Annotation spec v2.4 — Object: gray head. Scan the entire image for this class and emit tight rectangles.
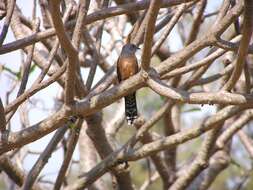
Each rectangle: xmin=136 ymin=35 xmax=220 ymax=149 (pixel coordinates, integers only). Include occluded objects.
xmin=121 ymin=43 xmax=140 ymax=55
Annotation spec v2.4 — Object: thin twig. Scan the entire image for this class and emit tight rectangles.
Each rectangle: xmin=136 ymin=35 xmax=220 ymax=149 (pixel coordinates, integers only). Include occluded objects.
xmin=222 ymin=0 xmax=253 ymax=91
xmin=53 ymin=119 xmax=82 ymax=190
xmin=151 ymin=3 xmax=186 ymax=56
xmin=6 ymin=19 xmax=40 ymax=123
xmin=22 ymin=126 xmax=68 ymax=190
xmin=0 ymin=0 xmax=16 ymax=46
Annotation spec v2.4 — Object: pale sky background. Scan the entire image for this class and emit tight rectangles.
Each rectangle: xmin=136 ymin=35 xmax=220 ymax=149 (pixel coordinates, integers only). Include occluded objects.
xmin=1 ymin=0 xmax=247 ymax=187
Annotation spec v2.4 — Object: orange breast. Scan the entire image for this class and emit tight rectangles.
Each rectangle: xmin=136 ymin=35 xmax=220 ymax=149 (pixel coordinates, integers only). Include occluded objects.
xmin=117 ymin=56 xmax=138 ymax=81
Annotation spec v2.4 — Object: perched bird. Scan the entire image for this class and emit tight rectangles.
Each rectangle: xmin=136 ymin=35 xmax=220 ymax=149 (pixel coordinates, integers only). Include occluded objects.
xmin=117 ymin=43 xmax=139 ymax=125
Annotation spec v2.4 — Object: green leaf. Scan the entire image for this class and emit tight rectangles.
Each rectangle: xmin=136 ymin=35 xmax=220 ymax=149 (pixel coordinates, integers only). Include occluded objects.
xmin=69 ymin=123 xmax=76 ymax=129
xmin=29 ymin=64 xmax=37 ymax=74
xmin=3 ymin=65 xmax=21 ymax=79
xmin=183 ymin=107 xmax=201 ymax=113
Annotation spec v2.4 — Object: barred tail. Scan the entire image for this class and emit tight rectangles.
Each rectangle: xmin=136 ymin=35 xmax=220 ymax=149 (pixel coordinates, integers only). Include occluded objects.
xmin=124 ymin=93 xmax=138 ymax=125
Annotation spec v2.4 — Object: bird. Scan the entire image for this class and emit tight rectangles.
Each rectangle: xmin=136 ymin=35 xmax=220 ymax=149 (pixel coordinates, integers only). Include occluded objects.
xmin=117 ymin=43 xmax=140 ymax=125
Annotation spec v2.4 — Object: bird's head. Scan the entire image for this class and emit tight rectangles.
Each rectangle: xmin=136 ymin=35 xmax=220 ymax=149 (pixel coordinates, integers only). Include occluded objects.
xmin=121 ymin=43 xmax=140 ymax=55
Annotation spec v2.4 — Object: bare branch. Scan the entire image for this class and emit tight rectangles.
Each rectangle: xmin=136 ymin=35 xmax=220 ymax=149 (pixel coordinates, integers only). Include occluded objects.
xmin=0 ymin=0 xmax=195 ymax=54
xmin=222 ymin=0 xmax=253 ymax=91
xmin=49 ymin=1 xmax=79 ymax=104
xmin=0 ymin=0 xmax=16 ymax=45
xmin=141 ymin=0 xmax=162 ymax=71
xmin=0 ymin=98 xmax=6 ymax=132
xmin=22 ymin=126 xmax=68 ymax=190
xmin=0 ymin=155 xmax=42 ymax=190
xmin=54 ymin=120 xmax=82 ymax=190
xmin=216 ymin=110 xmax=253 ymax=149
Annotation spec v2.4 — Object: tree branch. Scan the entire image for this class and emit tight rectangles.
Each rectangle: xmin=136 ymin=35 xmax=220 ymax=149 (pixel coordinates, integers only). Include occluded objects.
xmin=141 ymin=0 xmax=162 ymax=71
